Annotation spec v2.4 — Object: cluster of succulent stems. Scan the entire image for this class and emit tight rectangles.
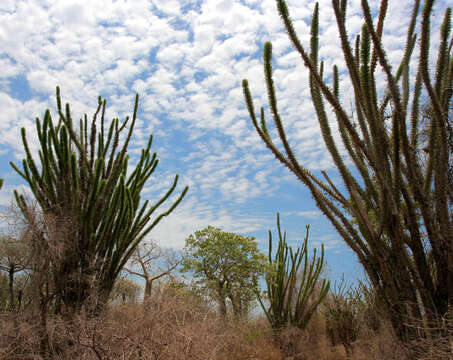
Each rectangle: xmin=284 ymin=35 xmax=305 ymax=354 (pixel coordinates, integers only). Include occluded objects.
xmin=10 ymin=88 xmax=188 ymax=312
xmin=243 ymin=0 xmax=452 ymax=342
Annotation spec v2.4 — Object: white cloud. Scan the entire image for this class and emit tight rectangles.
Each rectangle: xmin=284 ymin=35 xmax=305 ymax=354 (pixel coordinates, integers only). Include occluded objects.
xmin=50 ymin=1 xmax=96 ymax=28
xmin=146 ymin=195 xmax=270 ymax=249
xmin=156 ymin=44 xmax=185 ymax=68
xmin=311 ymin=234 xmax=342 ymax=251
xmin=296 ymin=211 xmax=322 ymax=219
xmin=0 ymin=0 xmax=15 ymax=12
xmin=27 ymin=70 xmax=58 ymax=95
xmin=0 ymin=0 xmax=449 ymax=270
xmin=153 ymin=0 xmax=181 ymax=16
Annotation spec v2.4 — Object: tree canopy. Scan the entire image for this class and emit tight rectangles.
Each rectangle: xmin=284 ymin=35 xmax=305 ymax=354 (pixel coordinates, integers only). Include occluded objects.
xmin=182 ymin=226 xmax=266 ymax=317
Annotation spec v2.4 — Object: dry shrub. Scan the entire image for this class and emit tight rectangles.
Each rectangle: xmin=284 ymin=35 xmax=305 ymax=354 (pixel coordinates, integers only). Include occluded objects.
xmin=403 ymin=313 xmax=453 ymax=360
xmin=270 ymin=313 xmax=347 ymax=360
xmin=0 ymin=282 xmax=282 ymax=360
xmin=0 ymin=311 xmax=42 ymax=359
xmin=0 ymin=293 xmax=423 ymax=360
xmin=2 ymin=274 xmax=439 ymax=360
xmin=261 ymin=309 xmax=410 ymax=360
xmin=323 ymin=281 xmax=363 ymax=356
xmin=350 ymin=324 xmax=409 ymax=360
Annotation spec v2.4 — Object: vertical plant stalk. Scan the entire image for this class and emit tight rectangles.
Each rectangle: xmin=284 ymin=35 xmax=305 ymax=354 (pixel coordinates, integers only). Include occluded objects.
xmin=11 ymin=87 xmax=188 ymax=312
xmin=258 ymin=214 xmax=329 ymax=332
xmin=243 ymin=0 xmax=452 ymax=341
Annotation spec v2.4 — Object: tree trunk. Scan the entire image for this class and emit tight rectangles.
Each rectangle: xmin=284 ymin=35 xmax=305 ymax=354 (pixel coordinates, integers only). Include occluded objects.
xmin=232 ymin=299 xmax=241 ymax=318
xmin=218 ymin=284 xmax=227 ymax=318
xmin=229 ymin=293 xmax=244 ymax=319
xmin=39 ymin=292 xmax=49 ymax=358
xmin=143 ymin=277 xmax=153 ymax=304
xmin=17 ymin=290 xmax=22 ymax=312
xmin=8 ymin=266 xmax=15 ymax=311
xmin=241 ymin=299 xmax=249 ymax=318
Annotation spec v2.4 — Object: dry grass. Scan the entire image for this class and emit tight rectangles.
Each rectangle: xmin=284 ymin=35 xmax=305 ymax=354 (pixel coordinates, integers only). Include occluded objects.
xmin=271 ymin=314 xmax=408 ymax=360
xmin=0 ymin=284 xmax=450 ymax=360
xmin=0 ymin=284 xmax=281 ymax=360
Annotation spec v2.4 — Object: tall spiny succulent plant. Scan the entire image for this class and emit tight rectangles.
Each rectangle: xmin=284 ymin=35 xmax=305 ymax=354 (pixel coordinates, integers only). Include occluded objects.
xmin=243 ymin=0 xmax=452 ymax=341
xmin=258 ymin=214 xmax=329 ymax=332
xmin=11 ymin=87 xmax=188 ymax=311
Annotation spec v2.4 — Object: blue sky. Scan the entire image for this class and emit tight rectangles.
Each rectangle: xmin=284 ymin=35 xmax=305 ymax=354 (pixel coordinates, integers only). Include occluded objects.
xmin=0 ymin=0 xmax=448 ymax=286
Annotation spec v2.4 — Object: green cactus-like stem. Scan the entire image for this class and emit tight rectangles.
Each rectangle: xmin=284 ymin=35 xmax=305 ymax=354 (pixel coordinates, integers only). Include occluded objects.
xmin=243 ymin=0 xmax=452 ymax=342
xmin=11 ymin=87 xmax=188 ymax=312
xmin=258 ymin=214 xmax=329 ymax=331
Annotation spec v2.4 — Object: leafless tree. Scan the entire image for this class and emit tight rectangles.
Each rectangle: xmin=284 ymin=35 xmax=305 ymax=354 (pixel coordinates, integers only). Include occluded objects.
xmin=125 ymin=239 xmax=182 ymax=304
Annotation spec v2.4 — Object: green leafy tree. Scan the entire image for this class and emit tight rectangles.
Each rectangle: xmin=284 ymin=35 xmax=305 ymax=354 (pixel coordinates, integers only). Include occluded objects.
xmin=10 ymin=87 xmax=188 ymax=313
xmin=182 ymin=226 xmax=266 ymax=318
xmin=242 ymin=0 xmax=452 ymax=341
xmin=259 ymin=214 xmax=329 ymax=332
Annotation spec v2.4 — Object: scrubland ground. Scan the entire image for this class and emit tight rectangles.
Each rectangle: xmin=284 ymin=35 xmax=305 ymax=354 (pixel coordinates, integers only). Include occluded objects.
xmin=1 ymin=283 xmax=449 ymax=360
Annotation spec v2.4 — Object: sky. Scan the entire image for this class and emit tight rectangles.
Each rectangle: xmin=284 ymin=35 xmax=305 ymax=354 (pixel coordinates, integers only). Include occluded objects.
xmin=0 ymin=0 xmax=449 ymax=286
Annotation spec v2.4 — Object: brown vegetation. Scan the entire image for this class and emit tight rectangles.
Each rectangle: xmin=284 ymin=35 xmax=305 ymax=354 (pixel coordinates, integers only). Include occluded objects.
xmin=1 ymin=277 xmax=451 ymax=360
